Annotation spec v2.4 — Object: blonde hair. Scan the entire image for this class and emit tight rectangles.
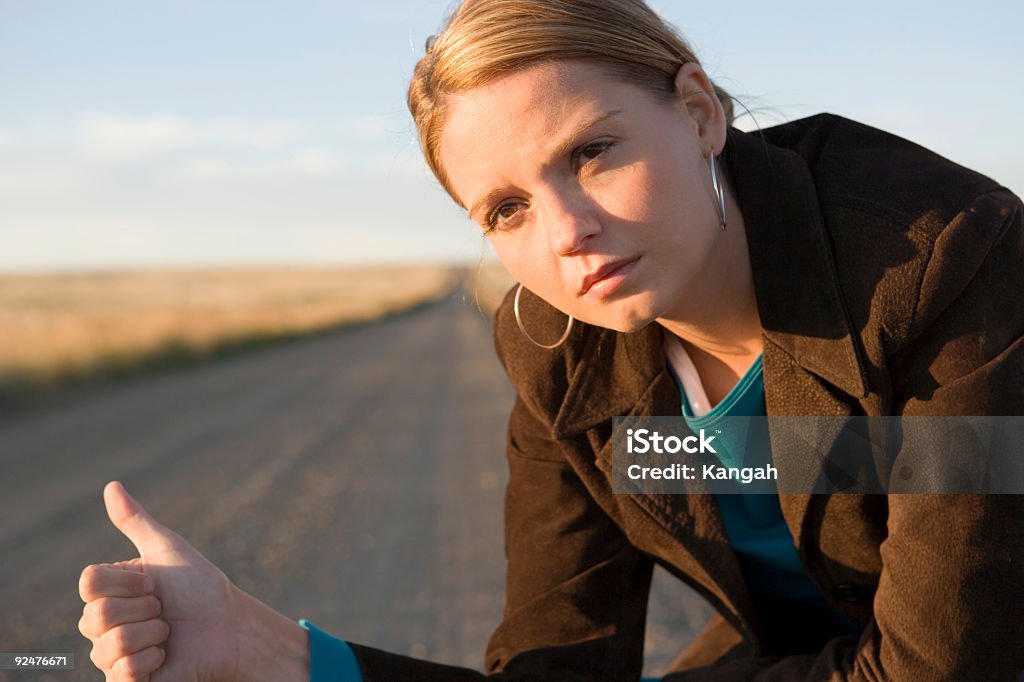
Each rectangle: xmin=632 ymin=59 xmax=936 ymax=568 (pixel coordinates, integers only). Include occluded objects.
xmin=407 ymin=0 xmax=734 ymax=203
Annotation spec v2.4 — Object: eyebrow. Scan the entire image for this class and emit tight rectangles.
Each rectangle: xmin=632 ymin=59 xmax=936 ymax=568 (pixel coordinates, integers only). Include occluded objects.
xmin=467 ymin=108 xmax=623 ymax=222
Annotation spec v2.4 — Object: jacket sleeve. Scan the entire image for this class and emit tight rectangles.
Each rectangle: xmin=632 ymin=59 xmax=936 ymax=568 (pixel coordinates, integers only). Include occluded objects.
xmin=666 ymin=189 xmax=1024 ymax=681
xmin=483 ymin=395 xmax=654 ymax=679
xmin=345 ymin=394 xmax=655 ymax=681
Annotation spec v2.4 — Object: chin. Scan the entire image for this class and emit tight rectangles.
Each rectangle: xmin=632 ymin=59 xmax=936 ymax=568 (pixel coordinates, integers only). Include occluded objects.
xmin=609 ymin=317 xmax=656 ymax=334
xmin=580 ymin=305 xmax=657 ymax=334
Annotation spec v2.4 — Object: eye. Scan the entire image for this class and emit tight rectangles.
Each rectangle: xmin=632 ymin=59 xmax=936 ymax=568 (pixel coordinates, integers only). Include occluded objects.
xmin=572 ymin=140 xmax=613 ymax=173
xmin=486 ymin=199 xmax=527 ymax=232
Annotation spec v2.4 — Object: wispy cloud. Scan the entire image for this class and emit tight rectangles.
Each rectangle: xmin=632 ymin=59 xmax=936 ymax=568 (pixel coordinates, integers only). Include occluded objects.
xmin=75 ymin=112 xmax=303 ymax=161
xmin=179 ymin=148 xmax=343 ymax=180
xmin=77 ymin=113 xmax=199 ymax=159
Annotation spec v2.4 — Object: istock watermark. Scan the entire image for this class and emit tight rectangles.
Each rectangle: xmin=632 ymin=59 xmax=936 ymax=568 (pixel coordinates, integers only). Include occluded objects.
xmin=624 ymin=427 xmax=777 ymax=486
xmin=611 ymin=416 xmax=1024 ymax=495
xmin=625 ymin=428 xmax=718 ymax=454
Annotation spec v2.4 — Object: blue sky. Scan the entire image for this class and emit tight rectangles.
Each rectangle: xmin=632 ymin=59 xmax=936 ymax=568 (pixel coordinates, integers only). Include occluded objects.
xmin=1 ymin=0 xmax=1021 ymax=271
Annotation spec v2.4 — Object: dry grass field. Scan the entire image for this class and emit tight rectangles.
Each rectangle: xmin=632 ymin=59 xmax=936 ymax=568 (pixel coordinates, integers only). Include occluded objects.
xmin=0 ymin=264 xmax=457 ymax=393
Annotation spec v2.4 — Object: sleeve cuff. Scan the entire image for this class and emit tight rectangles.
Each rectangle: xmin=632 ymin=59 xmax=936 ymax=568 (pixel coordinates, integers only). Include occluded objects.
xmin=298 ymin=619 xmax=364 ymax=682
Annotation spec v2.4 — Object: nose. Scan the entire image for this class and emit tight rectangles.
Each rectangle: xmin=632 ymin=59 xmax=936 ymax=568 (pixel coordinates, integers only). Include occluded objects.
xmin=542 ymin=189 xmax=601 ymax=257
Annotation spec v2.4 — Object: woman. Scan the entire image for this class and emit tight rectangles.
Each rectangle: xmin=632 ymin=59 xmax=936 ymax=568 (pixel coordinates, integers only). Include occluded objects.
xmin=77 ymin=0 xmax=1024 ymax=679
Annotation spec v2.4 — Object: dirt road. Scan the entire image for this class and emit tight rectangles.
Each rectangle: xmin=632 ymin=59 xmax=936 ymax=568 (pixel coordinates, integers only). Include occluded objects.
xmin=0 ymin=288 xmax=710 ymax=681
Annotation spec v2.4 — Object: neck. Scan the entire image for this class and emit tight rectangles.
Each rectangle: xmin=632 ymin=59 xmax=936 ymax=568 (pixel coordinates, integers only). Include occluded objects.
xmin=656 ymin=183 xmax=762 ymax=404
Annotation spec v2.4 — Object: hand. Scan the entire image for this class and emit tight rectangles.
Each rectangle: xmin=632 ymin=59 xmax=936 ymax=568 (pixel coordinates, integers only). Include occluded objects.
xmin=78 ymin=481 xmax=300 ymax=681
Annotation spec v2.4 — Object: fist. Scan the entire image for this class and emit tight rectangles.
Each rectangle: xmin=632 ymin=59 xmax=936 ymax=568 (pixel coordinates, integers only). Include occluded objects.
xmin=78 ymin=559 xmax=167 ymax=680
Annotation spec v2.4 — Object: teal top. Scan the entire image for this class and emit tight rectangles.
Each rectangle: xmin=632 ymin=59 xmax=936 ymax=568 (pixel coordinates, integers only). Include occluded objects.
xmin=669 ymin=354 xmax=860 ymax=634
xmin=300 ymin=619 xmax=363 ymax=681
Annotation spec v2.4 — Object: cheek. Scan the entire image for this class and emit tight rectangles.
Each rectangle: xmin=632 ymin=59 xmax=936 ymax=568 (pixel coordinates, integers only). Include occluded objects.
xmin=634 ymin=154 xmax=712 ymax=239
xmin=592 ymin=164 xmax=659 ymax=223
xmin=487 ymin=238 xmax=557 ymax=293
xmin=489 ymin=242 xmax=580 ymax=316
xmin=487 ymin=238 xmax=526 ymax=281
xmin=593 ymin=159 xmax=688 ymax=231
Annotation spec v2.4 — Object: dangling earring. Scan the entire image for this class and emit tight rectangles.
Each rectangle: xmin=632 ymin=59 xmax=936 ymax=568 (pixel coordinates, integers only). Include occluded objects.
xmin=514 ymin=283 xmax=574 ymax=349
xmin=709 ymin=152 xmax=727 ymax=231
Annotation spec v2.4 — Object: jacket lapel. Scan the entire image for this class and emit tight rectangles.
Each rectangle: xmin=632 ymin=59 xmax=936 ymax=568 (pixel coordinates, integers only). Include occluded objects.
xmin=548 ymin=324 xmax=760 ymax=643
xmin=724 ymin=128 xmax=871 ymax=551
xmin=725 ymin=127 xmax=869 ymax=402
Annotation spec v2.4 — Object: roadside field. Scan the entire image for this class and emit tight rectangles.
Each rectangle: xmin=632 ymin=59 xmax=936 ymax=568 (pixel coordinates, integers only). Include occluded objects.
xmin=0 ymin=264 xmax=457 ymax=392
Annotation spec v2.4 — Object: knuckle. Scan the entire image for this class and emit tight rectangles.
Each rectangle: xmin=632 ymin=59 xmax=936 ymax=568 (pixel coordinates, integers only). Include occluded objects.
xmin=138 ymin=595 xmax=159 ymax=619
xmin=114 ymin=646 xmax=161 ymax=681
xmin=94 ymin=598 xmax=117 ymax=626
xmin=79 ymin=566 xmax=100 ymax=599
xmin=89 ymin=645 xmax=109 ymax=671
xmin=108 ymin=625 xmax=133 ymax=652
xmin=112 ymin=653 xmax=138 ymax=677
xmin=82 ymin=599 xmax=102 ymax=624
xmin=78 ymin=613 xmax=95 ymax=639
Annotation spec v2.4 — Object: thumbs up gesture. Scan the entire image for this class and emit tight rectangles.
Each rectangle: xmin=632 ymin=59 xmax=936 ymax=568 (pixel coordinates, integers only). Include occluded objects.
xmin=78 ymin=482 xmax=309 ymax=681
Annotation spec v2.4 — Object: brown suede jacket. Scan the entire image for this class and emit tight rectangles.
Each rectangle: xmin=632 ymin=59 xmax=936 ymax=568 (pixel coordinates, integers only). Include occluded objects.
xmin=349 ymin=114 xmax=1024 ymax=681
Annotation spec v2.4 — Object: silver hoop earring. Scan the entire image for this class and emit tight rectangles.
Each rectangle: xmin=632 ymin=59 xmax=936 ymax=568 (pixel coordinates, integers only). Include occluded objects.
xmin=709 ymin=153 xmax=727 ymax=231
xmin=514 ymin=283 xmax=574 ymax=349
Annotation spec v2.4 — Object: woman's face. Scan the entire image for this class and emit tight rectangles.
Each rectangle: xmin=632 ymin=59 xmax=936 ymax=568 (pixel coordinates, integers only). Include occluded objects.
xmin=439 ymin=60 xmax=726 ymax=332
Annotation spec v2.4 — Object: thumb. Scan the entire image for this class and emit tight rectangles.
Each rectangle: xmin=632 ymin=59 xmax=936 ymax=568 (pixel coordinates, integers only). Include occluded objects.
xmin=104 ymin=481 xmax=182 ymax=560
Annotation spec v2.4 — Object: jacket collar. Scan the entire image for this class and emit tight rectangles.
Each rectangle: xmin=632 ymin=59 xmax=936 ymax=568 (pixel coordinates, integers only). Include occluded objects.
xmin=552 ymin=125 xmax=869 ymax=438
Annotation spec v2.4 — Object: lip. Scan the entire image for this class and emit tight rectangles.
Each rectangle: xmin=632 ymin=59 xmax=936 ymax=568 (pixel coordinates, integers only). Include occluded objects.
xmin=579 ymin=256 xmax=641 ymax=298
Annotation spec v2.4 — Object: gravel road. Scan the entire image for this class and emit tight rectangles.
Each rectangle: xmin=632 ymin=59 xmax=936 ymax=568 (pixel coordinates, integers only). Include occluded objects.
xmin=0 ymin=287 xmax=712 ymax=681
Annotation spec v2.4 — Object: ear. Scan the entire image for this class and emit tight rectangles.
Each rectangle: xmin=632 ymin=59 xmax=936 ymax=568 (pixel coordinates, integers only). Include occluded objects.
xmin=672 ymin=62 xmax=727 ymax=156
